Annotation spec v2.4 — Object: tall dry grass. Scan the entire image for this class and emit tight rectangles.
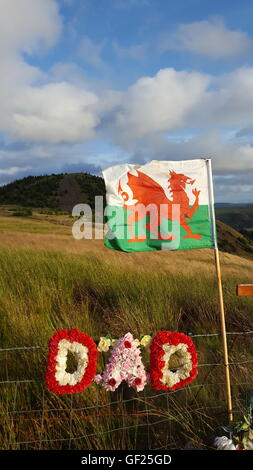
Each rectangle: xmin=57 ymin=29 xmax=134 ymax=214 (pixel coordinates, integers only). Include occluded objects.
xmin=0 ymin=217 xmax=253 ymax=449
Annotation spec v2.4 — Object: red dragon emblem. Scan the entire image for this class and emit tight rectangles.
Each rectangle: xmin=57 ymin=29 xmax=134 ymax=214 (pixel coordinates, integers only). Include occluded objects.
xmin=118 ymin=170 xmax=201 ymax=242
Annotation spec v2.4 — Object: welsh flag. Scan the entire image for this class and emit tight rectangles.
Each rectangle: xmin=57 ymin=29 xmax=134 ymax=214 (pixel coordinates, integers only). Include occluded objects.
xmin=102 ymin=159 xmax=217 ymax=252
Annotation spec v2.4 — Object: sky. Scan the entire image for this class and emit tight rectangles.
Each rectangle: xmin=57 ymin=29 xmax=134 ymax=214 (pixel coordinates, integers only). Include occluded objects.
xmin=1 ymin=0 xmax=253 ymax=202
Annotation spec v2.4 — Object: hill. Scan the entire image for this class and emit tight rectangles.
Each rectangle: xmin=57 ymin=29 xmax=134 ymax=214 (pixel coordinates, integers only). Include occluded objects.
xmin=0 ymin=173 xmax=105 ymax=211
xmin=0 ymin=172 xmax=252 ymax=225
xmin=0 ymin=172 xmax=253 ymax=258
xmin=216 ymin=220 xmax=253 ymax=258
xmin=216 ymin=204 xmax=253 ymax=241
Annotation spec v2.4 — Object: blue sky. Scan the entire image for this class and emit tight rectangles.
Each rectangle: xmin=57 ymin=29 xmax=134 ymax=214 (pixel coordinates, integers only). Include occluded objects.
xmin=42 ymin=0 xmax=253 ymax=83
xmin=1 ymin=0 xmax=253 ymax=202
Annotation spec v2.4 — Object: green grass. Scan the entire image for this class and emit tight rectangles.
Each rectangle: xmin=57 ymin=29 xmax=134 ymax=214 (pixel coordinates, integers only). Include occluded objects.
xmin=0 ymin=244 xmax=253 ymax=449
xmin=0 ymin=210 xmax=72 ymax=235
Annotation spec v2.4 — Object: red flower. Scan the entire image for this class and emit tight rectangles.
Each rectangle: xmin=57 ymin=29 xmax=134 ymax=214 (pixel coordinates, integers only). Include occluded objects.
xmin=134 ymin=377 xmax=142 ymax=386
xmin=108 ymin=378 xmax=116 ymax=387
xmin=45 ymin=329 xmax=98 ymax=395
xmin=150 ymin=331 xmax=198 ymax=391
xmin=124 ymin=341 xmax=132 ymax=348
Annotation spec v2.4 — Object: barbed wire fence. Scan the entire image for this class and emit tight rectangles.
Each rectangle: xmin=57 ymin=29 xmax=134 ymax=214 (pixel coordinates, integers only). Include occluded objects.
xmin=1 ymin=330 xmax=253 ymax=450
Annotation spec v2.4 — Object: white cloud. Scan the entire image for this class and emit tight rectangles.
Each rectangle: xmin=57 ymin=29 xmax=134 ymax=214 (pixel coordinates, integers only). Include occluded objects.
xmin=182 ymin=131 xmax=253 ymax=173
xmin=191 ymin=67 xmax=253 ymax=128
xmin=126 ymin=130 xmax=253 ymax=174
xmin=103 ymin=65 xmax=253 ymax=147
xmin=9 ymin=83 xmax=99 ymax=143
xmin=108 ymin=68 xmax=210 ymax=144
xmin=0 ymin=0 xmax=100 ymax=144
xmin=0 ymin=0 xmax=62 ymax=54
xmin=159 ymin=18 xmax=253 ymax=59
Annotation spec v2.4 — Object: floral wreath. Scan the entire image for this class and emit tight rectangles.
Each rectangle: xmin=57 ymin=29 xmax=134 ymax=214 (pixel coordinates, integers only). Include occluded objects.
xmin=150 ymin=331 xmax=198 ymax=391
xmin=45 ymin=330 xmax=198 ymax=394
xmin=45 ymin=329 xmax=98 ymax=394
xmin=94 ymin=333 xmax=147 ymax=392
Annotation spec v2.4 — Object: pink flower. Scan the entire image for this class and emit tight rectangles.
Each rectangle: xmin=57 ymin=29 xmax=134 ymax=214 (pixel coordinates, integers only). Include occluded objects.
xmin=99 ymin=333 xmax=147 ymax=392
xmin=93 ymin=374 xmax=102 ymax=384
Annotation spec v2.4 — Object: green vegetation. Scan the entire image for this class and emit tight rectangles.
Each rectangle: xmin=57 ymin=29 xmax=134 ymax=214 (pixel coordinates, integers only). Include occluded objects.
xmin=0 ymin=240 xmax=253 ymax=449
xmin=217 ymin=221 xmax=253 ymax=259
xmin=0 ymin=173 xmax=105 ymax=211
xmin=0 ymin=175 xmax=62 ymax=208
xmin=75 ymin=173 xmax=105 ymax=209
xmin=11 ymin=207 xmax=33 ymax=217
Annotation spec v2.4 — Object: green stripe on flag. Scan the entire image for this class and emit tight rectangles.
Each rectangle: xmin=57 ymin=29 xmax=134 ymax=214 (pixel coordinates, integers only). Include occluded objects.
xmin=105 ymin=205 xmax=214 ymax=252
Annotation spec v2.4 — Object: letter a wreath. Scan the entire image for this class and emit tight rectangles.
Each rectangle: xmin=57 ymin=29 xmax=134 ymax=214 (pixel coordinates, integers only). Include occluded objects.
xmin=45 ymin=329 xmax=198 ymax=394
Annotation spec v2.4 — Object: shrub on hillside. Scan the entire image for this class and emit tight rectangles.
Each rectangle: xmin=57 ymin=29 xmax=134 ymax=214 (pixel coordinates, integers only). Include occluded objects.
xmin=12 ymin=208 xmax=33 ymax=217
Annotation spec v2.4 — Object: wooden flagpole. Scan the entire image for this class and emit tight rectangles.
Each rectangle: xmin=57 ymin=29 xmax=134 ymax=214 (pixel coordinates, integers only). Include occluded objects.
xmin=214 ymin=247 xmax=233 ymax=422
xmin=207 ymin=158 xmax=233 ymax=423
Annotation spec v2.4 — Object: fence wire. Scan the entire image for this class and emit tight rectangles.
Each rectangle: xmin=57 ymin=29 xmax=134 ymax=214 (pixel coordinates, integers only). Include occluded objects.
xmin=0 ymin=330 xmax=253 ymax=450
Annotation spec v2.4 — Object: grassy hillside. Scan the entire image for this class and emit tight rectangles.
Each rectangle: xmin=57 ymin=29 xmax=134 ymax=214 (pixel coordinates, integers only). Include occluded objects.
xmin=0 ymin=206 xmax=252 ymax=261
xmin=0 ymin=212 xmax=253 ymax=449
xmin=217 ymin=220 xmax=253 ymax=259
xmin=216 ymin=204 xmax=253 ymax=241
xmin=0 ymin=172 xmax=252 ymax=245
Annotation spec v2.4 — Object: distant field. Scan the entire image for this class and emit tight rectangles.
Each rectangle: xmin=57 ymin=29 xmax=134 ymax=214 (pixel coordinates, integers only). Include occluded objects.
xmin=0 ymin=206 xmax=253 ymax=449
xmin=0 ymin=205 xmax=252 ymax=270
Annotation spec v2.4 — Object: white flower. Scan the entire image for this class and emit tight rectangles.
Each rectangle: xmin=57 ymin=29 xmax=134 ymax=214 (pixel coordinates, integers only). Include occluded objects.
xmin=161 ymin=343 xmax=193 ymax=388
xmin=161 ymin=370 xmax=181 ymax=387
xmin=55 ymin=340 xmax=88 ymax=387
xmin=97 ymin=337 xmax=111 ymax=352
xmin=214 ymin=436 xmax=236 ymax=450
